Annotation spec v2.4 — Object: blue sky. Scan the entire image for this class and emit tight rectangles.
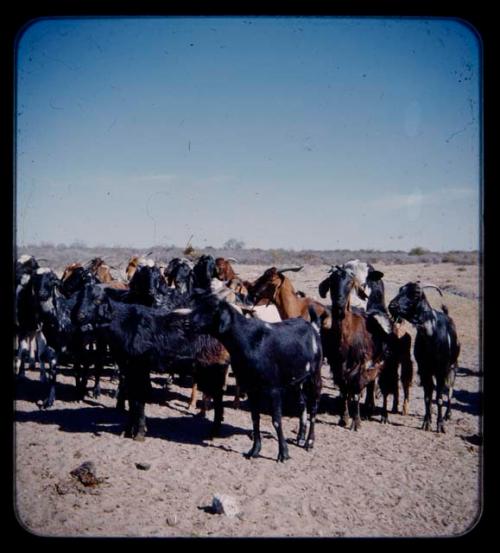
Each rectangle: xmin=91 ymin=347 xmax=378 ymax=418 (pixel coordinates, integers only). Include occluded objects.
xmin=16 ymin=16 xmax=481 ymax=251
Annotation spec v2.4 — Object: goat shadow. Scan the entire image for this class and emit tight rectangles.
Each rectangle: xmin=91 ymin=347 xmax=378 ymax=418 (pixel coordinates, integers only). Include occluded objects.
xmin=15 ymin=377 xmax=249 ymax=447
xmin=452 ymin=388 xmax=482 ymax=417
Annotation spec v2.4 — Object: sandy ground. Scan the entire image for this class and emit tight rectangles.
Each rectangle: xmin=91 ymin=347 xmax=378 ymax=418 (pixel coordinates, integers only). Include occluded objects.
xmin=14 ymin=262 xmax=482 ymax=538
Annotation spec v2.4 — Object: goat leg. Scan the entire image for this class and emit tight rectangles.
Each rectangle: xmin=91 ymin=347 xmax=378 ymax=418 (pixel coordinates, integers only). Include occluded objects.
xmin=297 ymin=390 xmax=307 ymax=447
xmin=400 ymin=334 xmax=413 ymax=416
xmin=38 ymin=348 xmax=57 ymax=409
xmin=124 ymin=399 xmax=137 ymax=438
xmin=210 ymin=390 xmax=224 ymax=439
xmin=435 ymin=378 xmax=446 ymax=433
xmin=363 ymin=381 xmax=375 ymax=420
xmin=270 ymin=390 xmax=290 ymax=462
xmin=444 ymin=367 xmax=456 ymax=421
xmin=133 ymin=401 xmax=147 ymax=442
xmin=421 ymin=377 xmax=434 ymax=431
xmin=391 ymin=383 xmax=399 ymax=414
xmin=339 ymin=392 xmax=350 ymax=427
xmin=245 ymin=396 xmax=262 ymax=459
xmin=381 ymin=394 xmax=389 ymax=424
xmin=188 ymin=382 xmax=198 ymax=411
xmin=350 ymin=394 xmax=362 ymax=431
xmin=297 ymin=406 xmax=307 ymax=447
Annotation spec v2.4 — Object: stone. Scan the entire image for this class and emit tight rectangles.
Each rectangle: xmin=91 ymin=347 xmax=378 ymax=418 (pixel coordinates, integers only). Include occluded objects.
xmin=211 ymin=494 xmax=240 ymax=518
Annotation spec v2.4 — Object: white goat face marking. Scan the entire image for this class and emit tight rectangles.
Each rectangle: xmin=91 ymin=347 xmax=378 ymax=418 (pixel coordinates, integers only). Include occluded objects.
xmin=311 ymin=334 xmax=318 ymax=354
xmin=40 ymin=298 xmax=55 ymax=313
xmin=350 ymin=292 xmax=368 ymax=310
xmin=423 ymin=319 xmax=436 ymax=336
xmin=305 ymin=361 xmax=311 ymax=372
xmin=172 ymin=308 xmax=192 ymax=315
xmin=20 ymin=274 xmax=31 ymax=286
xmin=344 ymin=260 xmax=369 ymax=285
xmin=36 ymin=267 xmax=51 ymax=275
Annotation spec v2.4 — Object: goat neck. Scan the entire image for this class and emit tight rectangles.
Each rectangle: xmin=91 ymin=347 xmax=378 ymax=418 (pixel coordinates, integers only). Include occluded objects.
xmin=273 ymin=276 xmax=303 ymax=319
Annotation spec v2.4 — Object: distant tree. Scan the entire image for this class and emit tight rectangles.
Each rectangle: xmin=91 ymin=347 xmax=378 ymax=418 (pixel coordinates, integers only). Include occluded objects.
xmin=69 ymin=240 xmax=87 ymax=248
xmin=223 ymin=238 xmax=245 ymax=250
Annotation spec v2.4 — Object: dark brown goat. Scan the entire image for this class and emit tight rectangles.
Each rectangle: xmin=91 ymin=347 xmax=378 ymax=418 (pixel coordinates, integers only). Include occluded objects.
xmin=319 ymin=266 xmax=386 ymax=430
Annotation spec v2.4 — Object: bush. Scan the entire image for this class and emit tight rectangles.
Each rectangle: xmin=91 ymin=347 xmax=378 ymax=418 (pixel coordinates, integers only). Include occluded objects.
xmin=409 ymin=246 xmax=429 ymax=256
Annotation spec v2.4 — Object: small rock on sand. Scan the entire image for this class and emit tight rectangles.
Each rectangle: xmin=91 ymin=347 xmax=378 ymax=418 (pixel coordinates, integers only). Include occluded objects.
xmin=211 ymin=494 xmax=240 ymax=517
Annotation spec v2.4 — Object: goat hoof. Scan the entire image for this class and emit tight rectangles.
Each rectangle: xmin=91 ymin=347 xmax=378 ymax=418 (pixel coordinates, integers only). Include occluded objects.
xmin=350 ymin=419 xmax=361 ymax=431
xmin=437 ymin=423 xmax=446 ymax=434
xmin=305 ymin=440 xmax=314 ymax=451
xmin=297 ymin=437 xmax=306 ymax=448
xmin=381 ymin=416 xmax=389 ymax=424
xmin=37 ymin=399 xmax=53 ymax=410
xmin=244 ymin=447 xmax=261 ymax=459
xmin=277 ymin=452 xmax=291 ymax=463
xmin=339 ymin=416 xmax=349 ymax=428
xmin=422 ymin=421 xmax=431 ymax=431
xmin=133 ymin=433 xmax=146 ymax=442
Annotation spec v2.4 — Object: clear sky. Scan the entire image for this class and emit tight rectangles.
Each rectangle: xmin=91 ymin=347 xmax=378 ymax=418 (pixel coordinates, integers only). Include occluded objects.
xmin=16 ymin=16 xmax=481 ymax=252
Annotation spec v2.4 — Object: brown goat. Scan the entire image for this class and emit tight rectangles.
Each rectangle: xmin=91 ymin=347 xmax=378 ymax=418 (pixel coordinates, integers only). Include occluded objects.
xmin=319 ymin=266 xmax=386 ymax=430
xmin=215 ymin=257 xmax=239 ymax=282
xmin=249 ymin=266 xmax=328 ymax=321
xmin=62 ymin=259 xmax=128 ymax=290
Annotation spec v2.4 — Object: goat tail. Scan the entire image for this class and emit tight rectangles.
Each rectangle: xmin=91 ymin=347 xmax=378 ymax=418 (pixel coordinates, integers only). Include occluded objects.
xmin=442 ymin=304 xmax=449 ymax=315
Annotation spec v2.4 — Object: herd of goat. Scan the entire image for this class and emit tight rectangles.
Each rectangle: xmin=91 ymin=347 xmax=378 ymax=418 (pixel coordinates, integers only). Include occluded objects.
xmin=14 ymin=253 xmax=460 ymax=461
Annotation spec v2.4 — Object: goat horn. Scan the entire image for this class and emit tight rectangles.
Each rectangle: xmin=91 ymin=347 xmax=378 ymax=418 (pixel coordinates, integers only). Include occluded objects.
xmin=226 ymin=257 xmax=238 ymax=263
xmin=421 ymin=283 xmax=444 ymax=296
xmin=277 ymin=266 xmax=303 ymax=273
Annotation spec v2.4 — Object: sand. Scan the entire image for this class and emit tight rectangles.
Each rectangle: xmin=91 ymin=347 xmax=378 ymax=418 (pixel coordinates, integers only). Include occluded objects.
xmin=14 ymin=262 xmax=482 ymax=538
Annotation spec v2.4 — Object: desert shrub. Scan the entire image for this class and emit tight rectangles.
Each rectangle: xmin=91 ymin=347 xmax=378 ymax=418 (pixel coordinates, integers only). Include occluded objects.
xmin=409 ymin=246 xmax=429 ymax=256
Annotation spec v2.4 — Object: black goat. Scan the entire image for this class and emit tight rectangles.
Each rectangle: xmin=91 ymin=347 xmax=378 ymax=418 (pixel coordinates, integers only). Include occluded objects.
xmin=191 ymin=294 xmax=323 ymax=462
xmin=192 ymin=255 xmax=217 ymax=290
xmin=164 ymin=258 xmax=195 ymax=295
xmin=388 ymin=282 xmax=460 ymax=433
xmin=72 ymin=284 xmax=229 ymax=440
xmin=30 ymin=268 xmax=105 ymax=407
xmin=127 ymin=263 xmax=192 ymax=310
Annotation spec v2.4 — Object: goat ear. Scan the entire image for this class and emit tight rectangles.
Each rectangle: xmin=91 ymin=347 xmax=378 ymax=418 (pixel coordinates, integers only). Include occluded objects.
xmin=356 ymin=285 xmax=369 ymax=300
xmin=367 ymin=269 xmax=384 ymax=281
xmin=217 ymin=308 xmax=232 ymax=334
xmin=318 ymin=278 xmax=330 ymax=299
